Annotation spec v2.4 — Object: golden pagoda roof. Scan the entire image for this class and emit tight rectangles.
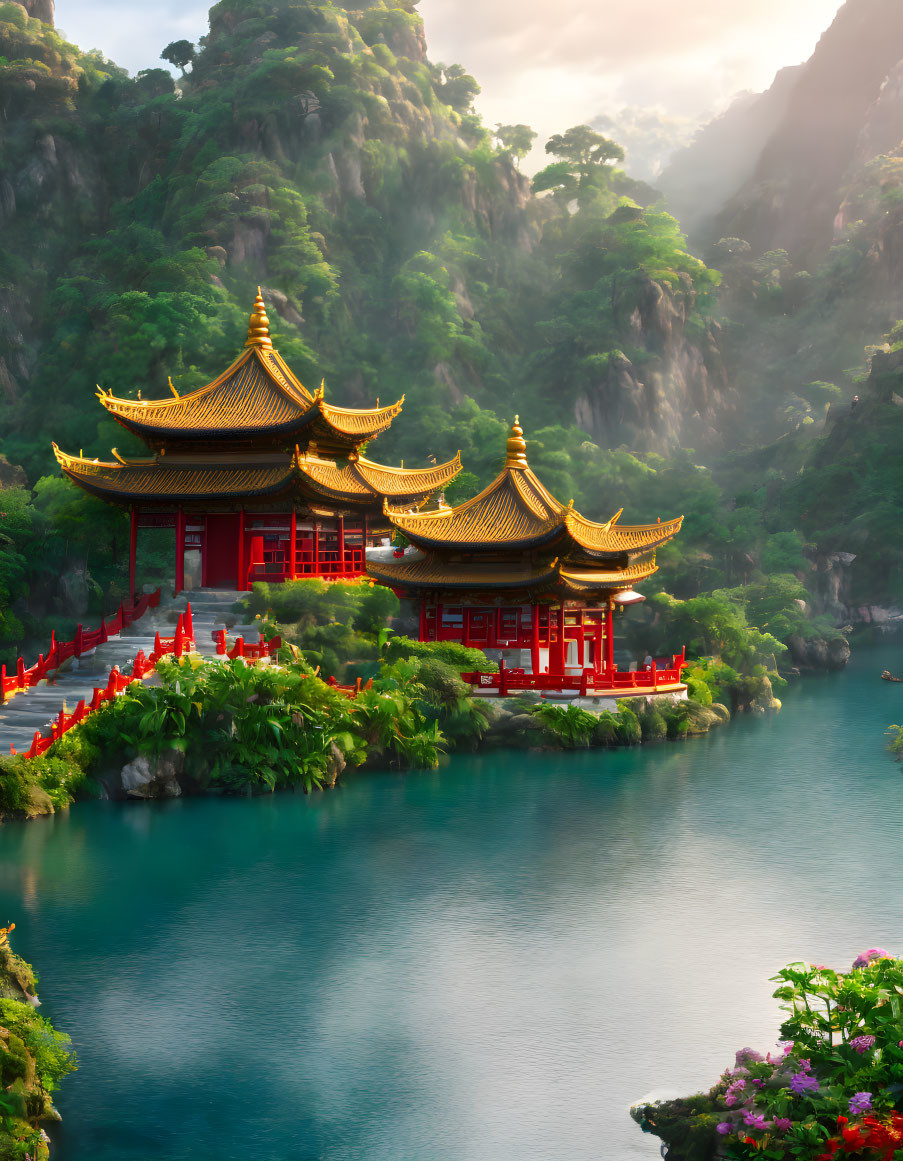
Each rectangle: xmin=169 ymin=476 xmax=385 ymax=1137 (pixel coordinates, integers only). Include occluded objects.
xmin=96 ymin=292 xmax=403 ymax=451
xmin=367 ymin=552 xmax=658 ymax=596
xmin=54 ymin=446 xmax=298 ymax=502
xmin=296 ymin=451 xmax=463 ymax=502
xmin=384 ymin=418 xmax=682 ymax=556
xmin=53 ymin=444 xmax=460 ymax=509
xmin=564 ymin=509 xmax=684 ymax=556
xmin=557 ymin=557 xmax=660 ymax=594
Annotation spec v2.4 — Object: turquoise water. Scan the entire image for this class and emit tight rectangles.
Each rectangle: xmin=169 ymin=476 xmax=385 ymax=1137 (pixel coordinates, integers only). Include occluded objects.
xmin=2 ymin=645 xmax=903 ymax=1160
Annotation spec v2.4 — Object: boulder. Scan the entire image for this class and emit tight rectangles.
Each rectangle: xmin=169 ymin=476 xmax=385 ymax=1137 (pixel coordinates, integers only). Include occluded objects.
xmin=323 ymin=741 xmax=345 ymax=788
xmin=119 ymin=750 xmax=185 ymax=799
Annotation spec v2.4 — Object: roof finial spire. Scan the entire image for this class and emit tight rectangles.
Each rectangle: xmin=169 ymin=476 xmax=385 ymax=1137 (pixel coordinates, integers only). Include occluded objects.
xmin=245 ymin=287 xmax=273 ymax=350
xmin=506 ymin=415 xmax=528 ymax=470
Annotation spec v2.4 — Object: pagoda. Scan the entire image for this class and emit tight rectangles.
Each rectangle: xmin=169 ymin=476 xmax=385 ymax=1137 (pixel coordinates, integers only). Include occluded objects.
xmin=54 ymin=291 xmax=461 ymax=594
xmin=367 ymin=419 xmax=687 ymax=696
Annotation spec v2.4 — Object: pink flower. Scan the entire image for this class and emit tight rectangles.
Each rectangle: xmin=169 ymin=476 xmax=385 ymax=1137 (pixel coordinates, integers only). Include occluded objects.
xmin=773 ymin=1117 xmax=792 ymax=1133
xmin=852 ymin=948 xmax=892 ymax=969
xmin=850 ymin=1035 xmax=876 ymax=1054
xmin=716 ymin=1122 xmax=732 ymax=1135
xmin=743 ymin=1111 xmax=770 ymax=1130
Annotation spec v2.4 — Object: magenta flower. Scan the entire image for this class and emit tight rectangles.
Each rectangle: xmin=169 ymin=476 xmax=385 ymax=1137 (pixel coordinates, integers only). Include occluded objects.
xmin=850 ymin=1035 xmax=876 ymax=1054
xmin=773 ymin=1117 xmax=792 ymax=1133
xmin=852 ymin=948 xmax=892 ymax=969
xmin=849 ymin=1092 xmax=873 ymax=1115
xmin=898 ymin=1040 xmax=903 ymax=1049
xmin=778 ymin=1041 xmax=795 ymax=1056
xmin=716 ymin=1122 xmax=732 ymax=1135
xmin=735 ymin=1047 xmax=764 ymax=1067
xmin=743 ymin=1111 xmax=771 ymax=1130
xmin=790 ymin=1073 xmax=819 ymax=1095
xmin=797 ymin=1058 xmax=812 ymax=1073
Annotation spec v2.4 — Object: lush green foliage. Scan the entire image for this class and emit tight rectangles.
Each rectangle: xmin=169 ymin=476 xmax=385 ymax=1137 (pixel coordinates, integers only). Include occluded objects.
xmin=0 ymin=934 xmax=76 ymax=1159
xmin=634 ymin=949 xmax=903 ymax=1160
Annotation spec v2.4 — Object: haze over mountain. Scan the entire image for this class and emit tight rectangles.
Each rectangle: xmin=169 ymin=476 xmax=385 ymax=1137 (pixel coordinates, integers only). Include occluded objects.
xmin=6 ymin=0 xmax=903 ymax=645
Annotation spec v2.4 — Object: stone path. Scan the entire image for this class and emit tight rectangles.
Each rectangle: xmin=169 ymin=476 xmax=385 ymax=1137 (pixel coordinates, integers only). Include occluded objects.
xmin=0 ymin=588 xmax=257 ymax=757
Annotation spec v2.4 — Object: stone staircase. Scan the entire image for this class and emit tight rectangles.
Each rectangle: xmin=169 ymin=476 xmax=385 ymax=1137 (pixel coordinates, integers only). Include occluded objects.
xmin=0 ymin=588 xmax=258 ymax=757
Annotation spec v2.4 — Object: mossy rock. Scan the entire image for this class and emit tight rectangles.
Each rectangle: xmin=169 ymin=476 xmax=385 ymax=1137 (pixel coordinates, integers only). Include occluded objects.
xmin=632 ymin=1096 xmax=721 ymax=1161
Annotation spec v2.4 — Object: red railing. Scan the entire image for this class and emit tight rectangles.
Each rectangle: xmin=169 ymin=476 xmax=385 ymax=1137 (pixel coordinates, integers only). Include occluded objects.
xmin=325 ymin=675 xmax=372 ymax=699
xmin=12 ymin=609 xmax=195 ymax=760
xmin=211 ymin=630 xmax=282 ymax=661
xmin=461 ymin=651 xmax=688 ymax=697
xmin=1 ymin=589 xmax=162 ymax=704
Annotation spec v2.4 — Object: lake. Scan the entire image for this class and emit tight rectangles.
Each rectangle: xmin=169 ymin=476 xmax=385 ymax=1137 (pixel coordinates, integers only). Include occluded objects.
xmin=2 ymin=643 xmax=903 ymax=1160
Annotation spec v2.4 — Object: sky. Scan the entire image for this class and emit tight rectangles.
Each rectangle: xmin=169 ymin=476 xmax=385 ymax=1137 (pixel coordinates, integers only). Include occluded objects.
xmin=53 ymin=0 xmax=846 ymax=167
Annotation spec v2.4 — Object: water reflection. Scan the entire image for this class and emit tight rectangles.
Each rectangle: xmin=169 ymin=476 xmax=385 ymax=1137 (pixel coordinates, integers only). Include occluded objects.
xmin=0 ymin=648 xmax=901 ymax=1158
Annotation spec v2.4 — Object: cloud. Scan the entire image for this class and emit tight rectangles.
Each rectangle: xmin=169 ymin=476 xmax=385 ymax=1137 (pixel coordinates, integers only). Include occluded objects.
xmin=417 ymin=0 xmax=843 ymax=170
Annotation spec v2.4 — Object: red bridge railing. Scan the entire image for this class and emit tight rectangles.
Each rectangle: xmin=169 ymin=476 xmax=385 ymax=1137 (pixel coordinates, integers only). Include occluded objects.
xmin=12 ymin=608 xmax=194 ymax=760
xmin=461 ymin=651 xmax=688 ymax=697
xmin=211 ymin=630 xmax=282 ymax=661
xmin=1 ymin=589 xmax=162 ymax=704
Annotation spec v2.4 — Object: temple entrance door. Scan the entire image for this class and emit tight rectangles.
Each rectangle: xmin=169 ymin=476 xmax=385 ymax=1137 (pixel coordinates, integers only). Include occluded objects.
xmin=206 ymin=514 xmax=240 ymax=588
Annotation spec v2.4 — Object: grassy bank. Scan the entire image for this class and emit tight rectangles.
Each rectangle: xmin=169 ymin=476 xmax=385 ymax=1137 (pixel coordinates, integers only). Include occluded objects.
xmin=0 ymin=929 xmax=75 ymax=1161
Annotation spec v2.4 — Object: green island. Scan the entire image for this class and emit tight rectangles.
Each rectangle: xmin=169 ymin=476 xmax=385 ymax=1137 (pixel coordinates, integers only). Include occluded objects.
xmin=3 ymin=0 xmax=903 ymax=1157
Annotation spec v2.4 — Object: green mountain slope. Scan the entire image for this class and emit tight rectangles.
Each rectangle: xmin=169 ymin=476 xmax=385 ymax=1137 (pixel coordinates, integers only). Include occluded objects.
xmin=0 ymin=0 xmax=722 ymax=484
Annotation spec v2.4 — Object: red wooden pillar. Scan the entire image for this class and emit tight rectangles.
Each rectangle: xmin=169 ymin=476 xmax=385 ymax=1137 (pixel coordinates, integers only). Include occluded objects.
xmin=363 ymin=513 xmax=368 ymax=549
xmin=550 ymin=603 xmax=566 ymax=676
xmin=605 ymin=601 xmax=615 ymax=675
xmin=436 ymin=602 xmax=444 ymax=640
xmin=531 ymin=604 xmax=540 ymax=675
xmin=577 ymin=609 xmax=585 ymax=667
xmin=313 ymin=521 xmax=320 ymax=576
xmin=201 ymin=515 xmax=209 ymax=588
xmin=129 ymin=508 xmax=137 ymax=600
xmin=463 ymin=607 xmax=471 ymax=647
xmin=289 ymin=508 xmax=297 ymax=580
xmin=175 ymin=507 xmax=185 ymax=595
xmin=419 ymin=600 xmax=427 ymax=642
xmin=338 ymin=515 xmax=346 ymax=575
xmin=237 ymin=509 xmax=246 ymax=591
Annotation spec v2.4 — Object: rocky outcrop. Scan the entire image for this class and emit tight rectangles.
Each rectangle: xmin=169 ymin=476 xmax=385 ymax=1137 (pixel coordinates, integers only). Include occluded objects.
xmin=711 ymin=0 xmax=903 ymax=267
xmin=660 ymin=64 xmax=802 ymax=246
xmin=0 ymin=454 xmax=26 ymax=489
xmin=117 ymin=751 xmax=185 ymax=799
xmin=787 ymin=635 xmax=852 ymax=672
xmin=13 ymin=0 xmax=54 ymax=25
xmin=574 ymin=277 xmax=733 ymax=452
xmin=807 ymin=551 xmax=857 ymax=621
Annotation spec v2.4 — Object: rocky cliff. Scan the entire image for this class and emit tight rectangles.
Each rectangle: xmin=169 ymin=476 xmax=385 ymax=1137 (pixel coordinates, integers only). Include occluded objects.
xmin=12 ymin=0 xmax=53 ymax=24
xmin=0 ymin=0 xmax=730 ymax=481
xmin=713 ymin=0 xmax=903 ymax=268
xmin=573 ymin=275 xmax=733 ymax=453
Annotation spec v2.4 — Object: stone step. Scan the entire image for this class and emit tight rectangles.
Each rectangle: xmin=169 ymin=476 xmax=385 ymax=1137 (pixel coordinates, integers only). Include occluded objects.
xmin=0 ymin=589 xmax=264 ymax=754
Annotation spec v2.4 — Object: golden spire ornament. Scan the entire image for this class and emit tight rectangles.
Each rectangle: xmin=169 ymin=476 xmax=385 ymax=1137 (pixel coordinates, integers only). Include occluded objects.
xmin=245 ymin=287 xmax=273 ymax=349
xmin=505 ymin=415 xmax=528 ymax=470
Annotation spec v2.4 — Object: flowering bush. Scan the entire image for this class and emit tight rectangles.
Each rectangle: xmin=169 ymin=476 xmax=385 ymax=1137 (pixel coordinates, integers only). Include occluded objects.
xmin=633 ymin=949 xmax=903 ymax=1159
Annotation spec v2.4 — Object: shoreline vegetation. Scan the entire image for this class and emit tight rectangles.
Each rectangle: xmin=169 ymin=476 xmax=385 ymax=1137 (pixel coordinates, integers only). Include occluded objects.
xmin=632 ymin=950 xmax=903 ymax=1161
xmin=0 ymin=928 xmax=75 ymax=1161
xmin=0 ymin=577 xmax=788 ymax=820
